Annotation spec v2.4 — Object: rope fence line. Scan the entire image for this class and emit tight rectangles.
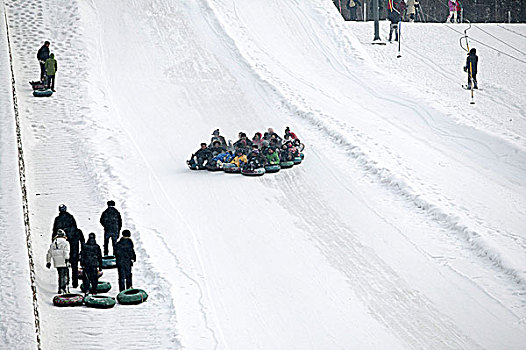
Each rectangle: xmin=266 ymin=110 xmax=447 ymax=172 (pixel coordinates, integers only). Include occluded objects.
xmin=3 ymin=4 xmax=42 ymax=350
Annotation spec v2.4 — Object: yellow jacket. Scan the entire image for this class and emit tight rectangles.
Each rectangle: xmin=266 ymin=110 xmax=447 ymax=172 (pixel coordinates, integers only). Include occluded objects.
xmin=231 ymin=155 xmax=247 ymax=167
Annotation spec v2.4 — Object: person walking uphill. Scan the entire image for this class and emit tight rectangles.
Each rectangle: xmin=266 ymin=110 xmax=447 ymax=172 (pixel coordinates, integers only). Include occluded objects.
xmin=46 ymin=229 xmax=70 ymax=294
xmin=52 ymin=204 xmax=77 ymax=241
xmin=37 ymin=41 xmax=50 ymax=81
xmin=100 ymin=200 xmax=122 ymax=256
xmin=68 ymin=228 xmax=85 ymax=288
xmin=80 ymin=233 xmax=103 ymax=295
xmin=115 ymin=230 xmax=136 ymax=292
xmin=464 ymin=48 xmax=478 ymax=89
xmin=45 ymin=53 xmax=57 ymax=92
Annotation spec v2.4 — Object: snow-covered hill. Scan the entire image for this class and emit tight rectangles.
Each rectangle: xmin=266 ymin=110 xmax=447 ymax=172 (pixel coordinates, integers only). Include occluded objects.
xmin=1 ymin=0 xmax=525 ymax=349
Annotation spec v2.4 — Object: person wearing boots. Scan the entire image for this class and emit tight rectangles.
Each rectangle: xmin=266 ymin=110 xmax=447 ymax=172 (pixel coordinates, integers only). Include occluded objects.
xmin=99 ymin=200 xmax=122 ymax=256
xmin=68 ymin=228 xmax=85 ymax=288
xmin=44 ymin=53 xmax=57 ymax=91
xmin=115 ymin=230 xmax=136 ymax=291
xmin=46 ymin=229 xmax=70 ymax=294
xmin=80 ymin=233 xmax=102 ymax=295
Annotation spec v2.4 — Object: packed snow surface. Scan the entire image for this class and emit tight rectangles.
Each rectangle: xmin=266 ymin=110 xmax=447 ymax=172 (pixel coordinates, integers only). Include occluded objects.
xmin=1 ymin=0 xmax=525 ymax=349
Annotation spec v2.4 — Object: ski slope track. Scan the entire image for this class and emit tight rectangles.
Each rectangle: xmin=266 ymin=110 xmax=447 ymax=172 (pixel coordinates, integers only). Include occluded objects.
xmin=1 ymin=0 xmax=525 ymax=349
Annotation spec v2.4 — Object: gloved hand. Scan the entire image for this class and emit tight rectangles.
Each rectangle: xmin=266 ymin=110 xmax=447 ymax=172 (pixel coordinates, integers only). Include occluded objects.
xmin=46 ymin=263 xmax=51 ymax=269
xmin=98 ymin=268 xmax=102 ymax=272
xmin=65 ymin=259 xmax=71 ymax=268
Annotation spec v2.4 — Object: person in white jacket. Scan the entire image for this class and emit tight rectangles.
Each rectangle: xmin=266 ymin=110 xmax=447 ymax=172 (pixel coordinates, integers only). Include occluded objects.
xmin=46 ymin=229 xmax=70 ymax=294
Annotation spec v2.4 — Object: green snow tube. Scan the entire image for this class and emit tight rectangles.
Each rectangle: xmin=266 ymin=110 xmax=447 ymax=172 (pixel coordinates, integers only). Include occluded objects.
xmin=52 ymin=293 xmax=84 ymax=307
xmin=264 ymin=164 xmax=281 ymax=173
xmin=33 ymin=89 xmax=53 ymax=97
xmin=280 ymin=161 xmax=294 ymax=169
xmin=117 ymin=288 xmax=149 ymax=305
xmin=84 ymin=295 xmax=116 ymax=309
xmin=293 ymin=156 xmax=302 ymax=165
xmin=80 ymin=281 xmax=112 ymax=293
xmin=102 ymin=255 xmax=117 ymax=269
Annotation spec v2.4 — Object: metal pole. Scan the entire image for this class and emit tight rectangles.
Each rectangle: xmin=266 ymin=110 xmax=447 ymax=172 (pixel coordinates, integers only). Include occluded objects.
xmin=373 ymin=0 xmax=380 ymax=41
xmin=461 ymin=8 xmax=463 ymax=23
xmin=508 ymin=11 xmax=511 ymax=23
xmin=397 ymin=21 xmax=402 ymax=58
xmin=364 ymin=1 xmax=367 ymax=21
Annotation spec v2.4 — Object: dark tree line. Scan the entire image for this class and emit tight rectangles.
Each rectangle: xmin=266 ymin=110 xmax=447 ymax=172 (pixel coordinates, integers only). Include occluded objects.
xmin=332 ymin=0 xmax=526 ymax=23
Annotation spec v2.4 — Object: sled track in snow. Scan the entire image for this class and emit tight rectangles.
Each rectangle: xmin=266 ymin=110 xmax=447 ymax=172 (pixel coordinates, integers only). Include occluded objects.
xmin=206 ymin=1 xmax=526 ymax=292
xmin=3 ymin=5 xmax=42 ymax=349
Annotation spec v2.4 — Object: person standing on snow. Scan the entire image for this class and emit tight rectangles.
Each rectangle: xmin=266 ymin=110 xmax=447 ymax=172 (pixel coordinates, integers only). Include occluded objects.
xmin=456 ymin=0 xmax=462 ymax=22
xmin=100 ymin=200 xmax=122 ymax=256
xmin=52 ymin=204 xmax=77 ymax=241
xmin=115 ymin=230 xmax=136 ymax=291
xmin=36 ymin=41 xmax=50 ymax=81
xmin=387 ymin=1 xmax=401 ymax=42
xmin=464 ymin=48 xmax=478 ymax=89
xmin=347 ymin=0 xmax=361 ymax=21
xmin=80 ymin=233 xmax=103 ymax=295
xmin=68 ymin=228 xmax=85 ymax=288
xmin=446 ymin=0 xmax=457 ymax=23
xmin=44 ymin=53 xmax=57 ymax=91
xmin=46 ymin=229 xmax=70 ymax=294
xmin=407 ymin=0 xmax=416 ymax=22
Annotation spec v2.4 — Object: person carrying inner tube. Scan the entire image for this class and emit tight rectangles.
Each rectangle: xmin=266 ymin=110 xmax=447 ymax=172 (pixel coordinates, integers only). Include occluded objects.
xmin=80 ymin=233 xmax=103 ymax=295
xmin=115 ymin=230 xmax=136 ymax=291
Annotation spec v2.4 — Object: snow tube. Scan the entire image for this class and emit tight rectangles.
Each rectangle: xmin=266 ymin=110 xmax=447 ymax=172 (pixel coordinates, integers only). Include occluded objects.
xmin=77 ymin=267 xmax=103 ymax=279
xmin=33 ymin=89 xmax=53 ymax=97
xmin=80 ymin=281 xmax=112 ymax=294
xmin=300 ymin=153 xmax=305 ymax=160
xmin=29 ymin=81 xmax=46 ymax=90
xmin=84 ymin=295 xmax=116 ymax=309
xmin=241 ymin=167 xmax=265 ymax=177
xmin=280 ymin=161 xmax=294 ymax=169
xmin=206 ymin=164 xmax=222 ymax=172
xmin=264 ymin=164 xmax=281 ymax=173
xmin=293 ymin=157 xmax=302 ymax=165
xmin=223 ymin=163 xmax=241 ymax=173
xmin=117 ymin=288 xmax=149 ymax=305
xmin=53 ymin=293 xmax=84 ymax=307
xmin=101 ymin=255 xmax=117 ymax=269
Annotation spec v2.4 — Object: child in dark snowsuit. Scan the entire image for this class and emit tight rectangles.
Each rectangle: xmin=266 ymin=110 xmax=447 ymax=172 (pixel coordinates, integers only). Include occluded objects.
xmin=80 ymin=233 xmax=103 ymax=294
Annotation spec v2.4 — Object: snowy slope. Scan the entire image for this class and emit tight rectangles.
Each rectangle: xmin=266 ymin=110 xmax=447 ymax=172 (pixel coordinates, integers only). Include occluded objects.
xmin=2 ymin=0 xmax=526 ymax=349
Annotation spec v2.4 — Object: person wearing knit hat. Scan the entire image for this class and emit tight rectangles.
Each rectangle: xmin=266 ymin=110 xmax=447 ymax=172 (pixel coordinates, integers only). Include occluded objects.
xmin=80 ymin=233 xmax=102 ymax=294
xmin=114 ymin=230 xmax=136 ymax=291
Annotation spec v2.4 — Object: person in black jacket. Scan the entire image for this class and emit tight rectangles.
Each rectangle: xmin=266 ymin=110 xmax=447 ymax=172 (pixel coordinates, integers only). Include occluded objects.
xmin=188 ymin=143 xmax=212 ymax=169
xmin=114 ymin=230 xmax=136 ymax=291
xmin=68 ymin=228 xmax=85 ymax=288
xmin=80 ymin=233 xmax=102 ymax=294
xmin=52 ymin=204 xmax=77 ymax=241
xmin=99 ymin=200 xmax=122 ymax=256
xmin=464 ymin=48 xmax=478 ymax=89
xmin=37 ymin=41 xmax=50 ymax=81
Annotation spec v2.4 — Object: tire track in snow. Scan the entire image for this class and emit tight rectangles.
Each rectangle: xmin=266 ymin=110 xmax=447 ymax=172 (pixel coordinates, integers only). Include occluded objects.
xmin=260 ymin=170 xmax=481 ymax=349
xmin=5 ymin=0 xmax=179 ymax=348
